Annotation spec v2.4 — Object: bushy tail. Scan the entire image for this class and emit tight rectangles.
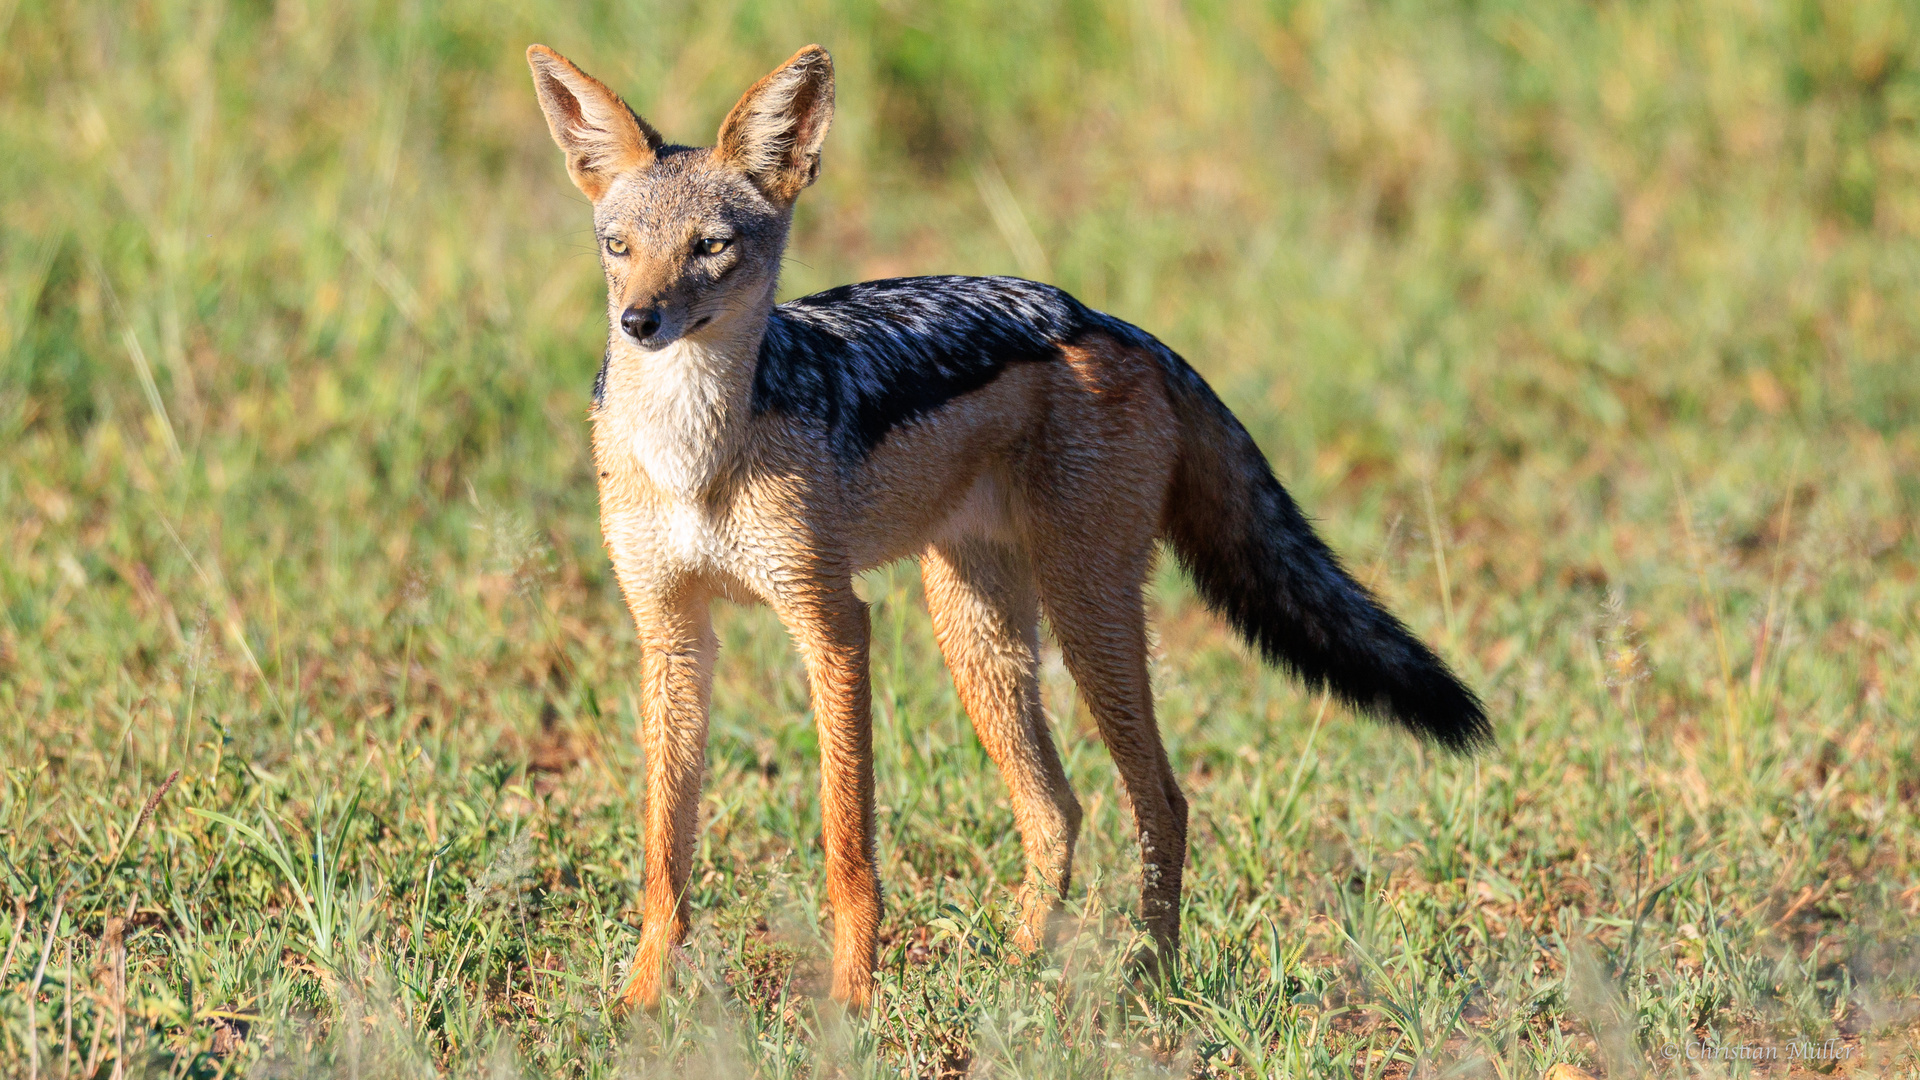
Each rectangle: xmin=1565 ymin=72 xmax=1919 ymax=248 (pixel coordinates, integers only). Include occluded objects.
xmin=1157 ymin=352 xmax=1490 ymax=751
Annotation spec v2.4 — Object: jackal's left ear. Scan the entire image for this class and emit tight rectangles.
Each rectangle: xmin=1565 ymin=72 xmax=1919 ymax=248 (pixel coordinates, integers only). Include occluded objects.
xmin=715 ymin=45 xmax=835 ymax=203
xmin=527 ymin=45 xmax=664 ymax=201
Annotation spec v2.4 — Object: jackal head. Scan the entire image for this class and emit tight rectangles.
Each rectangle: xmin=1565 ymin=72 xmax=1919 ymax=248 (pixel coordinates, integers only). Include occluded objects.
xmin=528 ymin=44 xmax=833 ymax=351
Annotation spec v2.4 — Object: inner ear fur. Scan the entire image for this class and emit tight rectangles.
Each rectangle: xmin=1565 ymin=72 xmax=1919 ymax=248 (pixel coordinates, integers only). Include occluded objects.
xmin=527 ymin=45 xmax=663 ymax=201
xmin=715 ymin=45 xmax=835 ymax=204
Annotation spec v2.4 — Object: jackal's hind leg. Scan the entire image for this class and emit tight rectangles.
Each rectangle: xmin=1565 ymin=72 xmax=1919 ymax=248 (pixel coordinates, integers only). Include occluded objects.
xmin=1029 ymin=539 xmax=1186 ymax=974
xmin=923 ymin=539 xmax=1082 ymax=952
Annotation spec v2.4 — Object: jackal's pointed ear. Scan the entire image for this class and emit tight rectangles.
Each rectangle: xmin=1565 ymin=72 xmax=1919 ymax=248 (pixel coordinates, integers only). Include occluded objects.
xmin=715 ymin=45 xmax=835 ymax=204
xmin=527 ymin=45 xmax=663 ymax=201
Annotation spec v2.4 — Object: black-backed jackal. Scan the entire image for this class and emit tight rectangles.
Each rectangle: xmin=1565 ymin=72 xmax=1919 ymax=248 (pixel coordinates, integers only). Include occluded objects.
xmin=526 ymin=42 xmax=1488 ymax=1012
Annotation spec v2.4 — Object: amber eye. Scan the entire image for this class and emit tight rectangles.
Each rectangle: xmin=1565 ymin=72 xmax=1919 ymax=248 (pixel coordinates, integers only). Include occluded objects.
xmin=698 ymin=237 xmax=731 ymax=256
xmin=604 ymin=237 xmax=628 ymax=256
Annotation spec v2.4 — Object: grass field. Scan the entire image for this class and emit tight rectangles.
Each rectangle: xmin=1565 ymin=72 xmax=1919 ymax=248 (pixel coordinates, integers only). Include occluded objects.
xmin=3 ymin=0 xmax=1919 ymax=1076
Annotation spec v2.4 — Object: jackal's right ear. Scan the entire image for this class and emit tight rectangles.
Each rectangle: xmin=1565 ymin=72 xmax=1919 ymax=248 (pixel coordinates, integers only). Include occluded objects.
xmin=715 ymin=45 xmax=835 ymax=204
xmin=527 ymin=45 xmax=663 ymax=201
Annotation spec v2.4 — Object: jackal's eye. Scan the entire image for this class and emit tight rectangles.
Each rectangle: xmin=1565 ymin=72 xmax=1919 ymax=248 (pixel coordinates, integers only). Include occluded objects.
xmin=697 ymin=237 xmax=731 ymax=256
xmin=603 ymin=237 xmax=629 ymax=256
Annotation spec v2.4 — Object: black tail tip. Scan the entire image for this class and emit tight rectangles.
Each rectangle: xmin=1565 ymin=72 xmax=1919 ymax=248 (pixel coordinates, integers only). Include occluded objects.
xmin=1377 ymin=672 xmax=1492 ymax=753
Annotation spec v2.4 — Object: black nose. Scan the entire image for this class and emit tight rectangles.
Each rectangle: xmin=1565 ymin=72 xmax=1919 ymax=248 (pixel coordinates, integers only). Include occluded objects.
xmin=621 ymin=305 xmax=662 ymax=341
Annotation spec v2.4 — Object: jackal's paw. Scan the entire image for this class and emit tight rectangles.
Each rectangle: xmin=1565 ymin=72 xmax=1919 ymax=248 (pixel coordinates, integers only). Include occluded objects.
xmin=828 ymin=960 xmax=876 ymax=1013
xmin=613 ymin=941 xmax=691 ymax=1015
xmin=1123 ymin=933 xmax=1181 ymax=990
xmin=1012 ymin=886 xmax=1071 ymax=954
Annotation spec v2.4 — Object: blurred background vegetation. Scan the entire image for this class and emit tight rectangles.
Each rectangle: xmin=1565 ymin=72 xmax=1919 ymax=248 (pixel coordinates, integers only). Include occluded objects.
xmin=1 ymin=0 xmax=1916 ymax=1076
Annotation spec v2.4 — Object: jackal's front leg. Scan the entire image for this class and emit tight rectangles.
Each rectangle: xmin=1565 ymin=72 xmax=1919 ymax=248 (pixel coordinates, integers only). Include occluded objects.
xmin=781 ymin=585 xmax=881 ymax=1009
xmin=616 ymin=594 xmax=716 ymax=1013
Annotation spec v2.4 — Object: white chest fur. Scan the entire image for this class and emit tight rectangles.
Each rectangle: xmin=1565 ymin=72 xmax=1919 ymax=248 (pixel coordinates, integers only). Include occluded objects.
xmin=658 ymin=497 xmax=727 ymax=566
xmin=595 ymin=333 xmax=774 ymax=592
xmin=616 ymin=337 xmax=746 ymax=502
